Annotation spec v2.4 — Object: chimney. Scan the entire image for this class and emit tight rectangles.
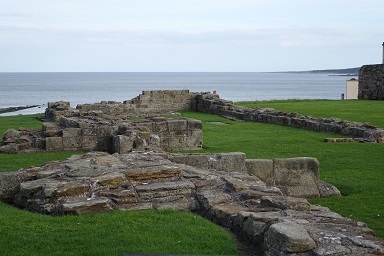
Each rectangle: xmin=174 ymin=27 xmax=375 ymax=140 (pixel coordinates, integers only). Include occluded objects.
xmin=382 ymin=42 xmax=384 ymax=64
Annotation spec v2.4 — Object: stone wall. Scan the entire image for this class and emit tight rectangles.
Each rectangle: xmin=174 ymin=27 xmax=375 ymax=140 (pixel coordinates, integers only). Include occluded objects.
xmin=2 ymin=89 xmax=384 ymax=154
xmin=1 ymin=106 xmax=203 ymax=154
xmin=196 ymin=93 xmax=384 ymax=142
xmin=358 ymin=64 xmax=384 ymax=100
xmin=43 ymin=116 xmax=202 ymax=153
xmin=76 ymin=90 xmax=196 ymax=116
xmin=67 ymin=90 xmax=384 ymax=142
xmin=169 ymin=153 xmax=340 ymax=198
xmin=1 ymin=151 xmax=382 ymax=255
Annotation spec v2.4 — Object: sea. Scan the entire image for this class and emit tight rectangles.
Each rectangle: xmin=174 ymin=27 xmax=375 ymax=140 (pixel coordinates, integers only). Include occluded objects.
xmin=0 ymin=72 xmax=357 ymax=116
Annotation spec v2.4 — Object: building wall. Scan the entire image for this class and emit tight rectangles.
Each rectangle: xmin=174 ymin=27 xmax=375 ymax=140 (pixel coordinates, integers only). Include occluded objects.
xmin=358 ymin=64 xmax=384 ymax=100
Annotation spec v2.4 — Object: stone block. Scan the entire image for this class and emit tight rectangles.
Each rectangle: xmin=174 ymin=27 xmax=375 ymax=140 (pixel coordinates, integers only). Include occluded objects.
xmin=209 ymin=204 xmax=248 ymax=229
xmin=265 ymin=221 xmax=316 ymax=253
xmin=152 ymin=121 xmax=168 ymax=133
xmin=17 ymin=142 xmax=33 ymax=151
xmin=62 ymin=137 xmax=82 ymax=149
xmin=278 ymin=184 xmax=320 ymax=199
xmin=196 ymin=190 xmax=232 ymax=211
xmin=62 ymin=198 xmax=113 ymax=215
xmin=91 ymin=173 xmax=126 ymax=187
xmin=187 ymin=118 xmax=203 ymax=130
xmin=167 ymin=119 xmax=187 ymax=132
xmin=2 ymin=128 xmax=20 ymax=140
xmin=208 ymin=152 xmax=246 ymax=173
xmin=81 ymin=136 xmax=98 ymax=150
xmin=112 ymin=135 xmax=134 ymax=154
xmin=269 ymin=157 xmax=320 ymax=198
xmin=0 ymin=144 xmax=18 ymax=154
xmin=317 ymin=180 xmax=341 ymax=197
xmin=33 ymin=137 xmax=46 ymax=149
xmin=245 ymin=159 xmax=273 ymax=182
xmin=62 ymin=128 xmax=81 ymax=138
xmin=45 ymin=137 xmax=63 ymax=151
xmin=42 ymin=122 xmax=62 ymax=137
xmin=0 ymin=170 xmax=36 ymax=202
xmin=122 ymin=166 xmax=181 ymax=181
xmin=56 ymin=182 xmax=89 ymax=197
xmin=169 ymin=154 xmax=210 ymax=169
xmin=135 ymin=181 xmax=195 ymax=200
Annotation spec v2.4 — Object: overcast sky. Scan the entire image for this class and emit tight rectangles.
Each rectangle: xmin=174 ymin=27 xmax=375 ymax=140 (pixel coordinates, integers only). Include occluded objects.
xmin=1 ymin=0 xmax=383 ymax=72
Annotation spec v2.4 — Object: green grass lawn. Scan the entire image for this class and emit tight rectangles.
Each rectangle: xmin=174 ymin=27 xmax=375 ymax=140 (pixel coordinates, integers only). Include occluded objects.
xmin=0 ymin=204 xmax=237 ymax=256
xmin=1 ymin=100 xmax=384 ymax=254
xmin=0 ymin=113 xmax=44 ymax=135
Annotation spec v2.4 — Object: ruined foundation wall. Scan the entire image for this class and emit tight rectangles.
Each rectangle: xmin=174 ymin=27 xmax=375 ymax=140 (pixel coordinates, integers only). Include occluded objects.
xmin=43 ymin=116 xmax=202 ymax=153
xmin=1 ymin=152 xmax=382 ymax=255
xmin=196 ymin=93 xmax=384 ymax=142
xmin=358 ymin=64 xmax=384 ymax=100
xmin=76 ymin=90 xmax=196 ymax=115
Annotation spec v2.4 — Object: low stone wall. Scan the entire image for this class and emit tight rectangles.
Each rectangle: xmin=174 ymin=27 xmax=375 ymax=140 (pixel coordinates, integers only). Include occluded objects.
xmin=44 ymin=91 xmax=384 ymax=144
xmin=1 ymin=151 xmax=382 ymax=255
xmin=169 ymin=153 xmax=340 ymax=199
xmin=358 ymin=64 xmax=384 ymax=100
xmin=77 ymin=90 xmax=196 ymax=116
xmin=3 ymin=89 xmax=384 ymax=154
xmin=196 ymin=93 xmax=384 ymax=142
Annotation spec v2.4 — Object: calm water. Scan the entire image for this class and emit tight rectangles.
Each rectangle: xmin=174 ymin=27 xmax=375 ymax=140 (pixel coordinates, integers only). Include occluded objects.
xmin=0 ymin=72 xmax=356 ymax=115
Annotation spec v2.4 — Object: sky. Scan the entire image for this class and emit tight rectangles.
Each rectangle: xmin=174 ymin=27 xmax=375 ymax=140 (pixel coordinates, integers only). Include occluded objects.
xmin=1 ymin=0 xmax=383 ymax=72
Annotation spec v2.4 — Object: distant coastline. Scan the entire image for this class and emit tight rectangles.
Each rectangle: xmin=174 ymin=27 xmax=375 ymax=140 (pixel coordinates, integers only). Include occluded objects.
xmin=284 ymin=67 xmax=360 ymax=76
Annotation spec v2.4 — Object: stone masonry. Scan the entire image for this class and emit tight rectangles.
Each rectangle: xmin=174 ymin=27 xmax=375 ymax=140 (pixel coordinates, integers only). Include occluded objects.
xmin=358 ymin=64 xmax=384 ymax=100
xmin=0 ymin=151 xmax=382 ymax=255
xmin=1 ymin=97 xmax=203 ymax=154
xmin=1 ymin=90 xmax=384 ymax=154
xmin=196 ymin=93 xmax=384 ymax=143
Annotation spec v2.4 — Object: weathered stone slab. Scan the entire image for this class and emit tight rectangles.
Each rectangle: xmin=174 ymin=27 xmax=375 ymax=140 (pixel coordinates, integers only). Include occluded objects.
xmin=91 ymin=173 xmax=127 ymax=187
xmin=122 ymin=166 xmax=181 ymax=181
xmin=270 ymin=157 xmax=320 ymax=198
xmin=196 ymin=190 xmax=232 ymax=211
xmin=62 ymin=198 xmax=113 ymax=215
xmin=135 ymin=181 xmax=194 ymax=200
xmin=55 ymin=182 xmax=90 ymax=197
xmin=260 ymin=196 xmax=311 ymax=211
xmin=0 ymin=144 xmax=18 ymax=154
xmin=265 ymin=221 xmax=316 ymax=253
xmin=45 ymin=137 xmax=63 ymax=151
xmin=245 ymin=159 xmax=273 ymax=182
xmin=209 ymin=204 xmax=248 ymax=228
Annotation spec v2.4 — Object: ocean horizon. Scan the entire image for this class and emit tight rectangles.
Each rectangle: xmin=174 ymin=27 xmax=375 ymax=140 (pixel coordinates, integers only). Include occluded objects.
xmin=0 ymin=72 xmax=357 ymax=116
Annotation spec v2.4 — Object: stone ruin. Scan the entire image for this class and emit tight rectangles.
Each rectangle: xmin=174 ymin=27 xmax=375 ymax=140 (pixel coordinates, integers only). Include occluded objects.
xmin=1 ymin=90 xmax=384 ymax=255
xmin=1 ymin=151 xmax=384 ymax=255
xmin=1 ymin=90 xmax=383 ymax=155
xmin=1 ymin=91 xmax=203 ymax=154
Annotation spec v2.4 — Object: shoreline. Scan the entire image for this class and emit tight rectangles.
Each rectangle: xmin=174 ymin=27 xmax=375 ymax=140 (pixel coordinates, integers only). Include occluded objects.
xmin=0 ymin=105 xmax=41 ymax=114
